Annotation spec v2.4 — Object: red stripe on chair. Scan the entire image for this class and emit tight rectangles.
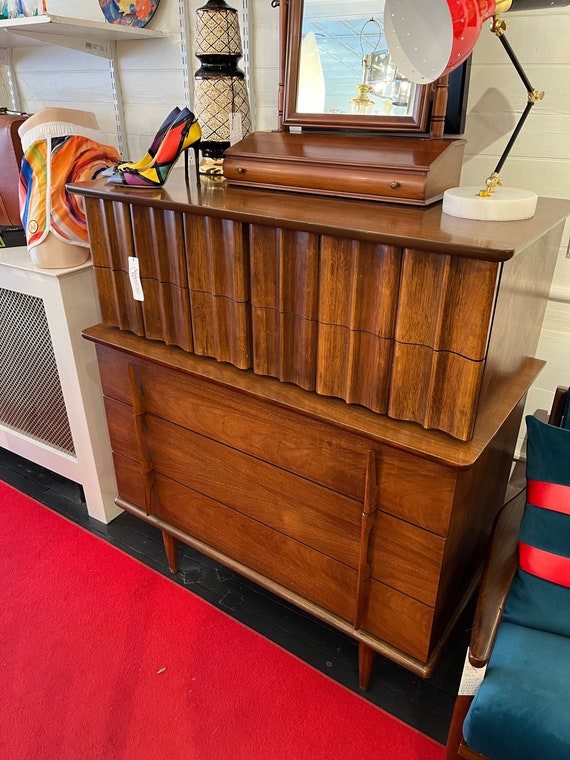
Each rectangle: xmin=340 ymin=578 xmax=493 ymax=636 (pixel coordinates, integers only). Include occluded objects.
xmin=519 ymin=542 xmax=570 ymax=588
xmin=527 ymin=479 xmax=570 ymax=515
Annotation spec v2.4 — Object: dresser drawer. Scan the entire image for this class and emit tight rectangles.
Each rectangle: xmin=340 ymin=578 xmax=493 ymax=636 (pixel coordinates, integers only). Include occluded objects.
xmin=104 ymin=395 xmax=361 ymax=566
xmin=153 ymin=473 xmax=358 ymax=623
xmin=369 ymin=513 xmax=445 ymax=606
xmin=98 ymin=350 xmax=371 ymax=501
xmin=107 ymin=400 xmax=445 ymax=607
xmin=113 ymin=450 xmax=438 ymax=659
xmin=99 ymin=349 xmax=457 ymax=536
xmin=104 ymin=397 xmax=137 ymax=456
xmin=362 ymin=580 xmax=435 ymax=662
xmin=113 ymin=452 xmax=145 ymax=508
xmin=223 ymin=155 xmax=435 ymax=204
xmin=147 ymin=415 xmax=361 ymax=568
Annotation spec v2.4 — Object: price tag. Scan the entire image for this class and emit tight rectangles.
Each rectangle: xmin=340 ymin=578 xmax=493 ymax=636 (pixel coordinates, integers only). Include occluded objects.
xmin=128 ymin=256 xmax=144 ymax=302
xmin=458 ymin=649 xmax=487 ymax=695
xmin=229 ymin=112 xmax=243 ymax=145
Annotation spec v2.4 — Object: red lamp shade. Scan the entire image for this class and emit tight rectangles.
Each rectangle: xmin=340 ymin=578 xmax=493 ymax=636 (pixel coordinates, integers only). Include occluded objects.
xmin=384 ymin=0 xmax=504 ymax=83
xmin=385 ymin=0 xmax=570 ymax=84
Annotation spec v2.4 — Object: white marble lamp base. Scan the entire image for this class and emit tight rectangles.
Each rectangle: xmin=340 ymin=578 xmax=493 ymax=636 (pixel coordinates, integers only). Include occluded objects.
xmin=443 ymin=186 xmax=538 ymax=221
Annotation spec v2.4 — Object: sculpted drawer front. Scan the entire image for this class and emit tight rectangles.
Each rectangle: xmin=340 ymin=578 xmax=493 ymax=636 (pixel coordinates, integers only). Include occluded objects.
xmin=388 ymin=344 xmax=485 ymax=441
xmin=93 ymin=267 xmax=194 ymax=352
xmin=85 ymin=198 xmax=187 ymax=287
xmin=152 ymin=473 xmax=358 ymax=624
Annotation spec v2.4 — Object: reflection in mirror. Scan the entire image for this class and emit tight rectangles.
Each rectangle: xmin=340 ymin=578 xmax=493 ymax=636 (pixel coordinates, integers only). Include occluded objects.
xmin=297 ymin=1 xmax=417 ymax=118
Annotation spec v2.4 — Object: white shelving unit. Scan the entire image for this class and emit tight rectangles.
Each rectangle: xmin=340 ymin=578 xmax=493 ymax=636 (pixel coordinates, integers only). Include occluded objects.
xmin=0 ymin=14 xmax=165 ymax=48
xmin=0 ymin=247 xmax=122 ymax=524
xmin=0 ymin=14 xmax=165 ymax=154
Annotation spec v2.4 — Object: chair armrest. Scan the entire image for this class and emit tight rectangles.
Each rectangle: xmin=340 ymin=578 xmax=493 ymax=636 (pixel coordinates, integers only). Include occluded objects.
xmin=468 ymin=490 xmax=525 ymax=667
xmin=548 ymin=385 xmax=569 ymax=427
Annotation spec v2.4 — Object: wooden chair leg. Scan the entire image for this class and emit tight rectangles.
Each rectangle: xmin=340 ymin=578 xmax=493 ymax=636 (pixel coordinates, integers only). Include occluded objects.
xmin=358 ymin=642 xmax=376 ymax=691
xmin=162 ymin=530 xmax=179 ymax=573
xmin=445 ymin=694 xmax=474 ymax=759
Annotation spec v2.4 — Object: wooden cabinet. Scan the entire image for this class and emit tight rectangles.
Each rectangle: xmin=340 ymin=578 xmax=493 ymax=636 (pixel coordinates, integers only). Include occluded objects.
xmin=72 ymin=175 xmax=569 ymax=686
xmin=84 ymin=323 xmax=536 ymax=681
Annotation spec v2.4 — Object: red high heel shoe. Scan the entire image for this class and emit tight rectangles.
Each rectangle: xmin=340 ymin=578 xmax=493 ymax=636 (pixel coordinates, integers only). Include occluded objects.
xmin=107 ymin=110 xmax=201 ymax=187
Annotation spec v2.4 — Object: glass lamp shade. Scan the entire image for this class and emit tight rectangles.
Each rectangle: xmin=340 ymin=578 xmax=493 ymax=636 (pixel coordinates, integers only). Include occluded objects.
xmin=384 ymin=0 xmax=570 ymax=84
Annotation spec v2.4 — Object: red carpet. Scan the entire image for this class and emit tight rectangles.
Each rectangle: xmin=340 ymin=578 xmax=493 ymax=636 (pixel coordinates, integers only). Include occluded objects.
xmin=0 ymin=482 xmax=444 ymax=760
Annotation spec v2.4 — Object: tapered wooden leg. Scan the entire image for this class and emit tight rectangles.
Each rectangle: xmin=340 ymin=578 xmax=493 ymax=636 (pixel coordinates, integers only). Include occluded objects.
xmin=445 ymin=694 xmax=475 ymax=759
xmin=162 ymin=530 xmax=179 ymax=573
xmin=358 ymin=642 xmax=376 ymax=691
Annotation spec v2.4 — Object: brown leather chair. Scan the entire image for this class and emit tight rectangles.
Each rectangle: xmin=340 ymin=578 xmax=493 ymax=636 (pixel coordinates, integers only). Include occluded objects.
xmin=445 ymin=386 xmax=570 ymax=760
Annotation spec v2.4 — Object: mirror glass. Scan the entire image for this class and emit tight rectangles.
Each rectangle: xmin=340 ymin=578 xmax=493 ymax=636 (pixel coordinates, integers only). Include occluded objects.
xmin=283 ymin=0 xmax=430 ymax=132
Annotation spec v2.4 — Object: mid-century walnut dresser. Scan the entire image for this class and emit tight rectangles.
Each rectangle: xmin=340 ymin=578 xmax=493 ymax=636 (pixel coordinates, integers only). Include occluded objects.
xmin=71 ymin=175 xmax=569 ymax=688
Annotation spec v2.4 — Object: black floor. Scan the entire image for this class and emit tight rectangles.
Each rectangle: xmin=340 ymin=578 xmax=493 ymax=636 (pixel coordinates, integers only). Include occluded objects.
xmin=0 ymin=447 xmax=472 ymax=746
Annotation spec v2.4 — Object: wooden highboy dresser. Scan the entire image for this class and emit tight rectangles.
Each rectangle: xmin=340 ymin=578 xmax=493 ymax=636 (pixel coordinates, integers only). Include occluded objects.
xmin=70 ymin=175 xmax=569 ymax=688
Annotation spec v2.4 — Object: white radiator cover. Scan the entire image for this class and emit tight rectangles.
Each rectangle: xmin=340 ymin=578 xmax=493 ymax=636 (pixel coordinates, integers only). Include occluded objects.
xmin=0 ymin=287 xmax=74 ymax=455
xmin=0 ymin=248 xmax=121 ymax=523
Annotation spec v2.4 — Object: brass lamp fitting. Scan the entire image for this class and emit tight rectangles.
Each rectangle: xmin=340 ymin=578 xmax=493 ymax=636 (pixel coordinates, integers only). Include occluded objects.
xmin=491 ymin=0 xmax=513 ymax=35
xmin=491 ymin=15 xmax=507 ymax=35
xmin=494 ymin=0 xmax=513 ymax=14
xmin=478 ymin=172 xmax=503 ymax=197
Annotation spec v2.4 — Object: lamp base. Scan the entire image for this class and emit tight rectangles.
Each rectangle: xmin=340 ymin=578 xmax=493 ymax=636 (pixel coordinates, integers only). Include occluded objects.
xmin=442 ymin=186 xmax=538 ymax=221
xmin=199 ymin=156 xmax=225 ymax=176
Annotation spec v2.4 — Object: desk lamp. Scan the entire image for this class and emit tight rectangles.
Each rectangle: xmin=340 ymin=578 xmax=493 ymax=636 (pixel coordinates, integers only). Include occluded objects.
xmin=384 ymin=0 xmax=570 ymax=220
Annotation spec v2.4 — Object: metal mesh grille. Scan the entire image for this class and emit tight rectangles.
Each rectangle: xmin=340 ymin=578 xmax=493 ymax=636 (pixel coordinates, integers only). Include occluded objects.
xmin=0 ymin=287 xmax=75 ymax=455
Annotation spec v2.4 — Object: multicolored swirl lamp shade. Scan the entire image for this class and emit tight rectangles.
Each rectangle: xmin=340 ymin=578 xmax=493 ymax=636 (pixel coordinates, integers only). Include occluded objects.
xmin=194 ymin=0 xmax=252 ymax=169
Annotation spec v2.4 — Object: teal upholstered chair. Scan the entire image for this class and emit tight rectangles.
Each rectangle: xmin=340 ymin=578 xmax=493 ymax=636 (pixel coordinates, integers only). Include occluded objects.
xmin=446 ymin=386 xmax=570 ymax=760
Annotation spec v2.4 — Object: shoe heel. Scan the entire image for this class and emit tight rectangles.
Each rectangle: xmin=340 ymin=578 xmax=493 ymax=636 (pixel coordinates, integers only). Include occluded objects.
xmin=189 ymin=141 xmax=201 ymax=187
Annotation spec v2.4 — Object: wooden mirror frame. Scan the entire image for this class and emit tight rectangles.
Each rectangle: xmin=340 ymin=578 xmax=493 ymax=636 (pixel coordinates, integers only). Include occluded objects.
xmin=223 ymin=0 xmax=465 ymax=204
xmin=277 ymin=0 xmax=434 ymax=133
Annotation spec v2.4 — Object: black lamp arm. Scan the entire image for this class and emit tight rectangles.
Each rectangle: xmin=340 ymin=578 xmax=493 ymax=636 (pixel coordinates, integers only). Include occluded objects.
xmin=488 ymin=18 xmax=544 ymax=182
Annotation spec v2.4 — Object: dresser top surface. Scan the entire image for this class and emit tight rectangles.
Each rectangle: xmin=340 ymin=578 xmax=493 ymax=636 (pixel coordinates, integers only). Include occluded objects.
xmin=69 ymin=173 xmax=570 ymax=262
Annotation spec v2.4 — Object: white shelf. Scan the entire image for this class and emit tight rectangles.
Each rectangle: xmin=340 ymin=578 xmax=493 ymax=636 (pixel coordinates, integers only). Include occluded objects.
xmin=0 ymin=14 xmax=166 ymax=153
xmin=0 ymin=14 xmax=165 ymax=57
